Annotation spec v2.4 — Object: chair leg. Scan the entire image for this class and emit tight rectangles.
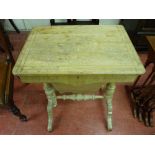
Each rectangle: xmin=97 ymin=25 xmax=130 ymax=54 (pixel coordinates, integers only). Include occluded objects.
xmin=149 ymin=110 xmax=154 ymax=127
xmin=9 ymin=101 xmax=27 ymax=121
xmin=144 ymin=111 xmax=149 ymax=126
xmin=8 ymin=73 xmax=27 ymax=121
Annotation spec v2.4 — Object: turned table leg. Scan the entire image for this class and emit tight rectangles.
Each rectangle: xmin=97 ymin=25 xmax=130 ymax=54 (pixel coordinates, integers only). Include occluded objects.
xmin=105 ymin=83 xmax=116 ymax=131
xmin=43 ymin=83 xmax=57 ymax=132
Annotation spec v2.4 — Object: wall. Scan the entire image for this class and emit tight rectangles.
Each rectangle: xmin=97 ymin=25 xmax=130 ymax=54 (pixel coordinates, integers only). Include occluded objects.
xmin=4 ymin=19 xmax=121 ymax=31
xmin=99 ymin=19 xmax=120 ymax=25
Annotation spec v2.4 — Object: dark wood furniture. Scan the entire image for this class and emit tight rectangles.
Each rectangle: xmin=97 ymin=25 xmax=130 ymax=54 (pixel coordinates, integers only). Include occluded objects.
xmin=0 ymin=23 xmax=27 ymax=121
xmin=128 ymin=36 xmax=155 ymax=127
xmin=0 ymin=19 xmax=20 ymax=51
xmin=120 ymin=19 xmax=155 ymax=51
xmin=50 ymin=19 xmax=99 ymax=26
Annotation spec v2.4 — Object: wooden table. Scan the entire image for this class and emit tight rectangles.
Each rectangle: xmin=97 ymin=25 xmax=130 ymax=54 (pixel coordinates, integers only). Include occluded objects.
xmin=13 ymin=25 xmax=145 ymax=132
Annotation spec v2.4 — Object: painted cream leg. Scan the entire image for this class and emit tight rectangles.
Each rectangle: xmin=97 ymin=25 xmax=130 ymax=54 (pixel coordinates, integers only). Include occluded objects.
xmin=105 ymin=83 xmax=116 ymax=131
xmin=43 ymin=83 xmax=57 ymax=131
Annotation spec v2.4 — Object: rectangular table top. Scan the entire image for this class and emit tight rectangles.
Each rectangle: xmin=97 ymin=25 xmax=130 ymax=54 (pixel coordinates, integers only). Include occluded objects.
xmin=13 ymin=25 xmax=145 ymax=76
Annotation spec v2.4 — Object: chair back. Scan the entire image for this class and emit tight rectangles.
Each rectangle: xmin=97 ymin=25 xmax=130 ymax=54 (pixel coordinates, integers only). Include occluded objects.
xmin=50 ymin=19 xmax=99 ymax=26
xmin=0 ymin=23 xmax=14 ymax=105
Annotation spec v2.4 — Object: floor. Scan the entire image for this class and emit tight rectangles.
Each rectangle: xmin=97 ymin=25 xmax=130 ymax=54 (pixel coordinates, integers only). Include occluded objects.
xmin=0 ymin=31 xmax=155 ymax=135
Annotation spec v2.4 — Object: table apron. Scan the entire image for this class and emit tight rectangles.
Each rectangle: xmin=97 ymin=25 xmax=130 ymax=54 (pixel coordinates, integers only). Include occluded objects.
xmin=19 ymin=74 xmax=138 ymax=84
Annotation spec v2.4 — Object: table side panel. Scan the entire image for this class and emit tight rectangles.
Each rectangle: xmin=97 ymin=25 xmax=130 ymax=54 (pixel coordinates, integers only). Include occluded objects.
xmin=19 ymin=74 xmax=138 ymax=83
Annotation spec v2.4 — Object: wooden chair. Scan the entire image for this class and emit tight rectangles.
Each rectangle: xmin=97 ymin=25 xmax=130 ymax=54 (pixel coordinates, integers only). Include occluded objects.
xmin=129 ymin=36 xmax=155 ymax=126
xmin=50 ymin=19 xmax=99 ymax=26
xmin=0 ymin=19 xmax=20 ymax=51
xmin=0 ymin=23 xmax=27 ymax=121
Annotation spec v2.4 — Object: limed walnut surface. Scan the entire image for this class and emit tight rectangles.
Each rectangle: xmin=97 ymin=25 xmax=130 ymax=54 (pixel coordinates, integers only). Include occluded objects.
xmin=13 ymin=25 xmax=145 ymax=93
